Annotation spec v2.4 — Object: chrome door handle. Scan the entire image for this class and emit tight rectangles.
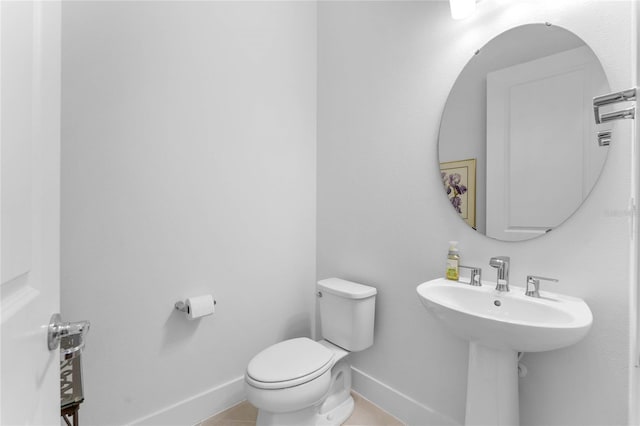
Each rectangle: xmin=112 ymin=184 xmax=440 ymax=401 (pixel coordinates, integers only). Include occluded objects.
xmin=48 ymin=313 xmax=91 ymax=351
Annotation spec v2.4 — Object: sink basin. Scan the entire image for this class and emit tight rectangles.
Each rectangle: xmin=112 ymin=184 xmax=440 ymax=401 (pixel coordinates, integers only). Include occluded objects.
xmin=417 ymin=277 xmax=593 ymax=425
xmin=416 ymin=277 xmax=592 ymax=352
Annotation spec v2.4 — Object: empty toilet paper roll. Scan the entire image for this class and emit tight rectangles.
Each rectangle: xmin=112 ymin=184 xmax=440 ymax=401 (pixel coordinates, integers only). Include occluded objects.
xmin=186 ymin=295 xmax=215 ymax=320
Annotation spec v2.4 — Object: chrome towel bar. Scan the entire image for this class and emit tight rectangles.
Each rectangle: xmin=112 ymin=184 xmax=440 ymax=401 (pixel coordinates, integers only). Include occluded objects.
xmin=599 ymin=107 xmax=635 ymax=124
xmin=593 ymin=88 xmax=636 ymax=124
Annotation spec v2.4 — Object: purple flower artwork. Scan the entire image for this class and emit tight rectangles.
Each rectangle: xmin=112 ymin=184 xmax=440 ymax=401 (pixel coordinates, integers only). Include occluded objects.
xmin=439 ymin=158 xmax=476 ymax=228
xmin=441 ymin=171 xmax=467 ymax=214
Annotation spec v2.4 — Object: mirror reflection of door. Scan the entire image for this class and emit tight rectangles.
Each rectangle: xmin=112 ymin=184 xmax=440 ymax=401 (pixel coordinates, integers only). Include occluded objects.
xmin=486 ymin=46 xmax=608 ymax=241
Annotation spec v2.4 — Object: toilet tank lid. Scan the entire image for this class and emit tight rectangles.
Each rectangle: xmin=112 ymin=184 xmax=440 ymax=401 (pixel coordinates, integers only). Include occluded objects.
xmin=317 ymin=278 xmax=377 ymax=299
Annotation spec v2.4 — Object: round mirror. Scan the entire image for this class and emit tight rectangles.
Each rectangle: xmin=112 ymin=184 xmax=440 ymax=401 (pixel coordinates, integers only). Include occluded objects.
xmin=438 ymin=24 xmax=610 ymax=241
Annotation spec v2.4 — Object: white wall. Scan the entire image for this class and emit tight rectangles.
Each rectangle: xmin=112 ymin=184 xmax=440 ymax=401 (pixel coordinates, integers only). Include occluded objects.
xmin=61 ymin=2 xmax=317 ymax=424
xmin=318 ymin=1 xmax=635 ymax=425
xmin=631 ymin=3 xmax=639 ymax=423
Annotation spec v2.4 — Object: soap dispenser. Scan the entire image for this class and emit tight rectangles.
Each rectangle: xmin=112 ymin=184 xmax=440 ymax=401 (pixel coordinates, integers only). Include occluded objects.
xmin=445 ymin=241 xmax=460 ymax=281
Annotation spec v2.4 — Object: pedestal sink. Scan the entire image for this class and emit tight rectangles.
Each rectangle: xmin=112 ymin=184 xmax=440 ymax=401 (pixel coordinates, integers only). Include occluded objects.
xmin=416 ymin=278 xmax=593 ymax=426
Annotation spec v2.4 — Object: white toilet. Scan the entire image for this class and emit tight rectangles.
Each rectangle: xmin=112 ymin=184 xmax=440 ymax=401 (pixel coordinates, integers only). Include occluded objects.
xmin=245 ymin=278 xmax=377 ymax=426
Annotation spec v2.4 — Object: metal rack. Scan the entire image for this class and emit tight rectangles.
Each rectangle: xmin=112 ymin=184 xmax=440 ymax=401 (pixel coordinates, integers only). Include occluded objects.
xmin=593 ymin=88 xmax=636 ymax=124
xmin=60 ymin=333 xmax=85 ymax=426
xmin=593 ymin=88 xmax=636 ymax=147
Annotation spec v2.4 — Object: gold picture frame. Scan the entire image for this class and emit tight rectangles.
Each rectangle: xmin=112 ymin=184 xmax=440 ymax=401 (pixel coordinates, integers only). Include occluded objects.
xmin=440 ymin=158 xmax=476 ymax=229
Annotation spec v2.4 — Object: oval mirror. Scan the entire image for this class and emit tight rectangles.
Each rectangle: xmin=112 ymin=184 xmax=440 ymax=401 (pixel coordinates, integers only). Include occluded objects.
xmin=438 ymin=24 xmax=610 ymax=241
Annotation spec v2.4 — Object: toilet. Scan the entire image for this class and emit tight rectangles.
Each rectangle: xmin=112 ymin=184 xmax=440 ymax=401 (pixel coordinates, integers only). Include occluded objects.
xmin=244 ymin=278 xmax=377 ymax=426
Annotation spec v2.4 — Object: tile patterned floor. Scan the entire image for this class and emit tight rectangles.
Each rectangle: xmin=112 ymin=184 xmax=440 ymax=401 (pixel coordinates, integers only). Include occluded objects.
xmin=198 ymin=392 xmax=404 ymax=426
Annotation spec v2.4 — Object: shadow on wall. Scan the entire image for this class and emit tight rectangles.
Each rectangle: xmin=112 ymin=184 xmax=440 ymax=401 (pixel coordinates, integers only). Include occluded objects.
xmin=280 ymin=312 xmax=312 ymax=342
xmin=161 ymin=308 xmax=202 ymax=351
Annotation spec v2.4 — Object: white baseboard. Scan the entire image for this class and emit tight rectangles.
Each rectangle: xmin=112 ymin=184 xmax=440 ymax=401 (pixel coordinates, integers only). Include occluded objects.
xmin=126 ymin=367 xmax=459 ymax=426
xmin=351 ymin=366 xmax=461 ymax=426
xmin=126 ymin=375 xmax=246 ymax=426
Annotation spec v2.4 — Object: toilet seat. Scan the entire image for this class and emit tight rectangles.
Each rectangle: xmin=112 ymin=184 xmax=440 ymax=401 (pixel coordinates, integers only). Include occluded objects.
xmin=246 ymin=338 xmax=335 ymax=390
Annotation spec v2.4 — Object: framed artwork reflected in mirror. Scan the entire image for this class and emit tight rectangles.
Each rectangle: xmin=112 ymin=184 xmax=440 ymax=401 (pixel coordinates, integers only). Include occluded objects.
xmin=440 ymin=158 xmax=476 ymax=229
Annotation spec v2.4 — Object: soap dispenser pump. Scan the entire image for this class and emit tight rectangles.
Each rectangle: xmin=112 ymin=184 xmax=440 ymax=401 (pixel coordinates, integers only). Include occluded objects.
xmin=446 ymin=241 xmax=460 ymax=281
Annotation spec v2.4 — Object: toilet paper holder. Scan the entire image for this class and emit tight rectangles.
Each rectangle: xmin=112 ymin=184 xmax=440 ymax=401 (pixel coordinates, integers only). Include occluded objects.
xmin=174 ymin=299 xmax=217 ymax=313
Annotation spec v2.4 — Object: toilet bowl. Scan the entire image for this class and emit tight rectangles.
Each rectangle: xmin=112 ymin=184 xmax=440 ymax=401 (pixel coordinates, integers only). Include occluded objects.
xmin=244 ymin=278 xmax=377 ymax=426
xmin=245 ymin=338 xmax=352 ymax=425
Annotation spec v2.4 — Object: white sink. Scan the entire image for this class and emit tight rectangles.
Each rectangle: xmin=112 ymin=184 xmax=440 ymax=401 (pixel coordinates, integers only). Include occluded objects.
xmin=416 ymin=277 xmax=592 ymax=352
xmin=416 ymin=277 xmax=593 ymax=426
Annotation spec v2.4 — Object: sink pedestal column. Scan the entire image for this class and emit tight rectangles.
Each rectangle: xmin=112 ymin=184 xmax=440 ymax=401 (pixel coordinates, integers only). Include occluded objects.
xmin=465 ymin=342 xmax=519 ymax=426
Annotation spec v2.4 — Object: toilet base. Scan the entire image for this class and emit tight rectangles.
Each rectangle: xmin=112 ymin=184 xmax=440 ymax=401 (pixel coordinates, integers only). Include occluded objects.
xmin=254 ymin=359 xmax=354 ymax=426
xmin=256 ymin=395 xmax=354 ymax=426
xmin=317 ymin=394 xmax=354 ymax=426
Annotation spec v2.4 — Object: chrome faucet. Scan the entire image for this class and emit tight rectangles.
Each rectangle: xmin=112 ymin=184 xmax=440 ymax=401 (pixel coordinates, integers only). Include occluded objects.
xmin=489 ymin=256 xmax=510 ymax=292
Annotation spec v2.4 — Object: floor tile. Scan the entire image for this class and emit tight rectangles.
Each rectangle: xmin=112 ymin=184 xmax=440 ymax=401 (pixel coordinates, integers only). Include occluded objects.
xmin=343 ymin=392 xmax=404 ymax=426
xmin=198 ymin=391 xmax=404 ymax=426
xmin=199 ymin=401 xmax=258 ymax=426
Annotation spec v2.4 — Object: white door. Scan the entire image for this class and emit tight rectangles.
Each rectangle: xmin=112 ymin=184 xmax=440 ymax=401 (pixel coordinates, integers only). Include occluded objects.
xmin=1 ymin=1 xmax=61 ymax=424
xmin=486 ymin=46 xmax=608 ymax=241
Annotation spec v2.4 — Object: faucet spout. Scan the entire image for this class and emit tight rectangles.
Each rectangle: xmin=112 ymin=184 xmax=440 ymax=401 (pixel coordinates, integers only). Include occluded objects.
xmin=489 ymin=256 xmax=510 ymax=291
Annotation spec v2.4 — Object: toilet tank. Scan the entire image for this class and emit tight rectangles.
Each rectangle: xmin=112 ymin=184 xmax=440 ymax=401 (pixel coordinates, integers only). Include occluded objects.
xmin=317 ymin=278 xmax=377 ymax=352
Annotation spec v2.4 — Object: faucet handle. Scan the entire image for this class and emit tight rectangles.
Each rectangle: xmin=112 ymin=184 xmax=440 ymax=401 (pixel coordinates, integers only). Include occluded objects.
xmin=525 ymin=275 xmax=558 ymax=298
xmin=459 ymin=265 xmax=482 ymax=286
